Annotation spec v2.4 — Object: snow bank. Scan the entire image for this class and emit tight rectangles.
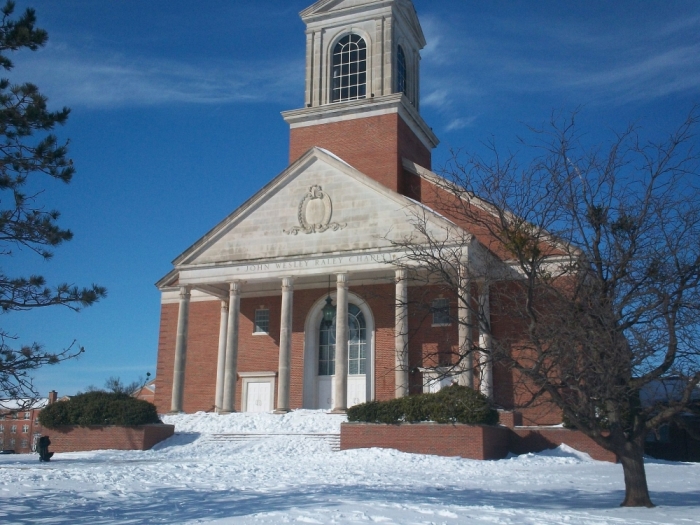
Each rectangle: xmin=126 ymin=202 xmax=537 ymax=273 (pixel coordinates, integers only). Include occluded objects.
xmin=162 ymin=409 xmax=346 ymax=434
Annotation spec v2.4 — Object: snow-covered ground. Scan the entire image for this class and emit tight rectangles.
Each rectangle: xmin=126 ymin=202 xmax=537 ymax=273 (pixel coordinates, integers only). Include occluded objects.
xmin=0 ymin=411 xmax=698 ymax=524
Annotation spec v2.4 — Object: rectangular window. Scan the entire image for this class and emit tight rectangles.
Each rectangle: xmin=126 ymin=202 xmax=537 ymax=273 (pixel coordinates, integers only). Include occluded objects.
xmin=22 ymin=425 xmax=29 ymax=433
xmin=11 ymin=413 xmax=17 ymax=420
xmin=0 ymin=425 xmax=3 ymax=433
xmin=10 ymin=425 xmax=16 ymax=434
xmin=34 ymin=418 xmax=40 ymax=426
xmin=21 ymin=439 xmax=28 ymax=449
xmin=431 ymin=298 xmax=451 ymax=326
xmin=9 ymin=438 xmax=15 ymax=448
xmin=24 ymin=412 xmax=30 ymax=420
xmin=254 ymin=308 xmax=270 ymax=334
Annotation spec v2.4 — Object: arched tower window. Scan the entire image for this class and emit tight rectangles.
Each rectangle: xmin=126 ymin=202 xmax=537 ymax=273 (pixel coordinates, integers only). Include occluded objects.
xmin=396 ymin=45 xmax=407 ymax=96
xmin=331 ymin=34 xmax=367 ymax=103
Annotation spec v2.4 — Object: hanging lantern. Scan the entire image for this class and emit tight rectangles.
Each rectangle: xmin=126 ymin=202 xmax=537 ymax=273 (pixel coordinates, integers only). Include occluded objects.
xmin=322 ymin=296 xmax=335 ymax=328
xmin=321 ymin=276 xmax=335 ymax=328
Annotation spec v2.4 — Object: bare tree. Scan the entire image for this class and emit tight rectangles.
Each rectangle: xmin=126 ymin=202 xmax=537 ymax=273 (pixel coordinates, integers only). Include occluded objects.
xmin=391 ymin=109 xmax=700 ymax=507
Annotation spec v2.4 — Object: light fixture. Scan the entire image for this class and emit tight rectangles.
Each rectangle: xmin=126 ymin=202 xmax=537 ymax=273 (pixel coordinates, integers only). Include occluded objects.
xmin=321 ymin=276 xmax=335 ymax=328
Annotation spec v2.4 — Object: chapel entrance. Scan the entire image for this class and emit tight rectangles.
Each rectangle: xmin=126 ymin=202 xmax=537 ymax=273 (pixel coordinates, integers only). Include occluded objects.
xmin=316 ymin=303 xmax=368 ymax=409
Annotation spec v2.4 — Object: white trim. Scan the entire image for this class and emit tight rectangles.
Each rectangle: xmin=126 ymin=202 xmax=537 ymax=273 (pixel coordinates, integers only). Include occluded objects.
xmin=302 ymin=290 xmax=375 ymax=408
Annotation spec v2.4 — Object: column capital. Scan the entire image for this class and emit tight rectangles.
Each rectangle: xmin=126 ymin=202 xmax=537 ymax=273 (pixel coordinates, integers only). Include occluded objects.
xmin=228 ymin=281 xmax=242 ymax=294
xmin=282 ymin=276 xmax=295 ymax=290
xmin=336 ymin=272 xmax=348 ymax=286
xmin=220 ymin=300 xmax=229 ymax=310
xmin=179 ymin=285 xmax=192 ymax=299
xmin=395 ymin=268 xmax=408 ymax=282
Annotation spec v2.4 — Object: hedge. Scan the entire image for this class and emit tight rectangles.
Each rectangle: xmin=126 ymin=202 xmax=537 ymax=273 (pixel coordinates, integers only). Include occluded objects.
xmin=347 ymin=385 xmax=499 ymax=425
xmin=39 ymin=391 xmax=161 ymax=429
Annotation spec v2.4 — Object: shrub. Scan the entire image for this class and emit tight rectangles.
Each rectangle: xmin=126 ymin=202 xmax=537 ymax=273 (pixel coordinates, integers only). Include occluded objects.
xmin=347 ymin=385 xmax=499 ymax=425
xmin=39 ymin=391 xmax=161 ymax=429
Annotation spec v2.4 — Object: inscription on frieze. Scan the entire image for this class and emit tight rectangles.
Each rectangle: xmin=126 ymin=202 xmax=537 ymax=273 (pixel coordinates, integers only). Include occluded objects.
xmin=241 ymin=254 xmax=392 ymax=273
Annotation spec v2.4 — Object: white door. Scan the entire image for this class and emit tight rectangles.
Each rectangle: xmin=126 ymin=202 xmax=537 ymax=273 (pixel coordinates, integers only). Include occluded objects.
xmin=245 ymin=382 xmax=271 ymax=413
xmin=317 ymin=303 xmax=368 ymax=409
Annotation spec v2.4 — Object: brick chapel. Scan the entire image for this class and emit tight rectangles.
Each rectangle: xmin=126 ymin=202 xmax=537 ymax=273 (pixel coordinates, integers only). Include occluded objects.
xmin=154 ymin=0 xmax=559 ymax=425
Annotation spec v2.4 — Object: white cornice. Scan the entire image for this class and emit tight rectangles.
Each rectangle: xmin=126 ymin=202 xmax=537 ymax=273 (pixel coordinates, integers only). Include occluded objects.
xmin=282 ymin=94 xmax=439 ymax=150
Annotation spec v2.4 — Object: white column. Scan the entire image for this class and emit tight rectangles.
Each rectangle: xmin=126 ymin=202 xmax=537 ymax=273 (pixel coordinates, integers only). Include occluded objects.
xmin=478 ymin=283 xmax=494 ymax=399
xmin=395 ymin=268 xmax=409 ymax=398
xmin=170 ymin=285 xmax=191 ymax=413
xmin=276 ymin=276 xmax=294 ymax=413
xmin=214 ymin=300 xmax=229 ymax=412
xmin=458 ymin=264 xmax=474 ymax=388
xmin=222 ymin=282 xmax=241 ymax=413
xmin=332 ymin=273 xmax=349 ymax=412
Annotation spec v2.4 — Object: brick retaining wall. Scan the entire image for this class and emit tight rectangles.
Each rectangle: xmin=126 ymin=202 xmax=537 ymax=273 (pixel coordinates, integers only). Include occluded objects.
xmin=43 ymin=424 xmax=175 ymax=453
xmin=509 ymin=427 xmax=617 ymax=462
xmin=341 ymin=422 xmax=617 ymax=462
xmin=341 ymin=422 xmax=510 ymax=460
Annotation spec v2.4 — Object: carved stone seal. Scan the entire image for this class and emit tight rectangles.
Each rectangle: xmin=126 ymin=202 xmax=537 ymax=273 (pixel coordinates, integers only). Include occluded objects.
xmin=284 ymin=185 xmax=346 ymax=235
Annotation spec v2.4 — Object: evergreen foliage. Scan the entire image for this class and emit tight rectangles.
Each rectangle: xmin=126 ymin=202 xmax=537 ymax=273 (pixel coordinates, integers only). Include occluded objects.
xmin=38 ymin=391 xmax=160 ymax=428
xmin=0 ymin=1 xmax=106 ymax=404
xmin=347 ymin=385 xmax=499 ymax=425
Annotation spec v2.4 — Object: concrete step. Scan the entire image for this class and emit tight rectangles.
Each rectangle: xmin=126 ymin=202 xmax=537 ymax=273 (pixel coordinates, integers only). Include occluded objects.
xmin=204 ymin=433 xmax=340 ymax=451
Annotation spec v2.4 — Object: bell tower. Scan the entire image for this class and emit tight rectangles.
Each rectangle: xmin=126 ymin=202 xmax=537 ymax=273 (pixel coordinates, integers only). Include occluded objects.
xmin=282 ymin=0 xmax=439 ymax=197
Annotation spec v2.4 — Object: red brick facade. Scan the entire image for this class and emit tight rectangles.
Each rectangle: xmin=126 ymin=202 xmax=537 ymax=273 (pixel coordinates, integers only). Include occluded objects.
xmin=289 ymin=113 xmax=431 ymax=195
xmin=0 ymin=407 xmax=45 ymax=453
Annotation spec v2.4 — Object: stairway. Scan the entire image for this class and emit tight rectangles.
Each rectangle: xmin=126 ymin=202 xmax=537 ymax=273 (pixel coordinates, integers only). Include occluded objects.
xmin=204 ymin=433 xmax=340 ymax=451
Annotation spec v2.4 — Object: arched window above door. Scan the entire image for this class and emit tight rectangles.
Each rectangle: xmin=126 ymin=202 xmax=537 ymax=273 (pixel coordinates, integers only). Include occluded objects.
xmin=331 ymin=34 xmax=367 ymax=103
xmin=318 ymin=303 xmax=367 ymax=376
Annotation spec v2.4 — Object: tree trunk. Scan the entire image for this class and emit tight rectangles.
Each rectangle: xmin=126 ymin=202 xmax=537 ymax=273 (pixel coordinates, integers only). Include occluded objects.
xmin=618 ymin=438 xmax=654 ymax=507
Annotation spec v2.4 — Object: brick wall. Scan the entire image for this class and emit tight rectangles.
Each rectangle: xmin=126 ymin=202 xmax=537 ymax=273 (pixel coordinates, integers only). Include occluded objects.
xmin=44 ymin=424 xmax=175 ymax=453
xmin=341 ymin=422 xmax=510 ymax=460
xmin=509 ymin=428 xmax=617 ymax=462
xmin=289 ymin=113 xmax=431 ymax=195
xmin=154 ymin=302 xmax=178 ymax=414
xmin=341 ymin=422 xmax=617 ymax=462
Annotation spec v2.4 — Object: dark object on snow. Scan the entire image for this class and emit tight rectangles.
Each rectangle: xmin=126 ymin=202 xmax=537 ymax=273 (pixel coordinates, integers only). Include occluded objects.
xmin=0 ymin=449 xmax=15 ymax=454
xmin=37 ymin=436 xmax=53 ymax=462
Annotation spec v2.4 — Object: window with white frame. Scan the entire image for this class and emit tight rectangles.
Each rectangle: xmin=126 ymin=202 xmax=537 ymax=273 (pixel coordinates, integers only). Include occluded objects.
xmin=10 ymin=425 xmax=16 ymax=434
xmin=331 ymin=34 xmax=367 ymax=103
xmin=24 ymin=412 xmax=30 ymax=420
xmin=431 ymin=298 xmax=450 ymax=326
xmin=21 ymin=439 xmax=27 ymax=449
xmin=318 ymin=304 xmax=367 ymax=376
xmin=254 ymin=307 xmax=270 ymax=334
xmin=22 ymin=425 xmax=29 ymax=433
xmin=9 ymin=438 xmax=15 ymax=448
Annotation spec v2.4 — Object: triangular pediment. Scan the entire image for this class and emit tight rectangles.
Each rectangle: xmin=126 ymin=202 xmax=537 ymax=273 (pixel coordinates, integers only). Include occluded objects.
xmin=173 ymin=148 xmax=461 ymax=269
xmin=301 ymin=0 xmax=424 ymax=45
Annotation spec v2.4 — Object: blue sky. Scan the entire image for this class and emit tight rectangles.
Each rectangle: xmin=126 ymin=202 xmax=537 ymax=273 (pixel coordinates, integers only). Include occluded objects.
xmin=3 ymin=0 xmax=699 ymax=397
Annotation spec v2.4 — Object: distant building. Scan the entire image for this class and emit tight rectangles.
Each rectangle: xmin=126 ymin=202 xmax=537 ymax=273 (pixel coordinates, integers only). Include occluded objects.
xmin=0 ymin=391 xmax=58 ymax=453
xmin=133 ymin=379 xmax=156 ymax=404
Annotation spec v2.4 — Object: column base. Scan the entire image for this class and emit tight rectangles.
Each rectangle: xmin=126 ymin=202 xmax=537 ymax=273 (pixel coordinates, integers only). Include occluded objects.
xmin=329 ymin=408 xmax=347 ymax=414
xmin=273 ymin=409 xmax=290 ymax=414
xmin=167 ymin=410 xmax=184 ymax=415
xmin=218 ymin=410 xmax=236 ymax=415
